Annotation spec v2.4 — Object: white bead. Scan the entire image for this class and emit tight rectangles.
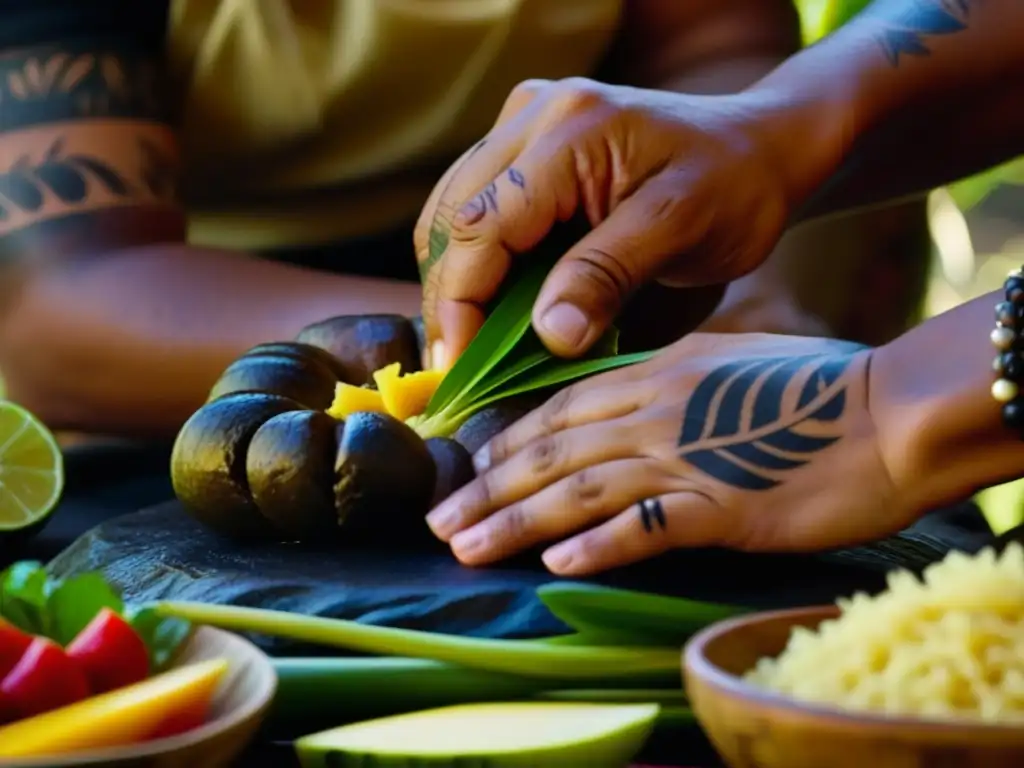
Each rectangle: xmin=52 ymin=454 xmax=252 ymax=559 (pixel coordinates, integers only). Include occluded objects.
xmin=993 ymin=378 xmax=1019 ymax=403
xmin=1010 ymin=269 xmax=1023 ymax=279
xmin=991 ymin=326 xmax=1016 ymax=351
xmin=994 ymin=355 xmax=1005 ymax=373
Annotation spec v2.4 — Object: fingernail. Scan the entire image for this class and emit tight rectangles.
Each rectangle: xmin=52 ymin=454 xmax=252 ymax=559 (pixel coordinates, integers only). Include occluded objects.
xmin=431 ymin=340 xmax=449 ymax=371
xmin=451 ymin=528 xmax=485 ymax=557
xmin=426 ymin=505 xmax=458 ymax=539
xmin=539 ymin=303 xmax=589 ymax=349
xmin=473 ymin=444 xmax=491 ymax=473
xmin=542 ymin=544 xmax=574 ymax=572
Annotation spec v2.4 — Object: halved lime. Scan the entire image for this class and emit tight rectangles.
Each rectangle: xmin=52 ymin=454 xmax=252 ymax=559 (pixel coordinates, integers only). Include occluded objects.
xmin=0 ymin=402 xmax=63 ymax=535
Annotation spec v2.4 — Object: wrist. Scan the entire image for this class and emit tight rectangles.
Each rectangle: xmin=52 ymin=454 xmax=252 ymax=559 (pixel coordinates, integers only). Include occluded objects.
xmin=869 ymin=291 xmax=1024 ymax=515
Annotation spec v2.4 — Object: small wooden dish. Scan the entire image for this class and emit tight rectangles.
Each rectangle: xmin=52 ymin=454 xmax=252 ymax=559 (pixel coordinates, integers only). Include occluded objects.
xmin=11 ymin=626 xmax=277 ymax=768
xmin=684 ymin=606 xmax=1024 ymax=768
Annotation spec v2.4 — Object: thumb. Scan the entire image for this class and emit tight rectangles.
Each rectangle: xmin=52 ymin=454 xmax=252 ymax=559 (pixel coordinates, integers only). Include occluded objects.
xmin=532 ymin=174 xmax=694 ymax=357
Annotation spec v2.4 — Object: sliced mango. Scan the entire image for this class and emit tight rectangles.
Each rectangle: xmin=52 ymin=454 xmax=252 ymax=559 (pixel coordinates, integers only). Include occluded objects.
xmin=327 ymin=383 xmax=387 ymax=419
xmin=0 ymin=658 xmax=228 ymax=757
xmin=294 ymin=701 xmax=659 ymax=768
xmin=372 ymin=363 xmax=446 ymax=421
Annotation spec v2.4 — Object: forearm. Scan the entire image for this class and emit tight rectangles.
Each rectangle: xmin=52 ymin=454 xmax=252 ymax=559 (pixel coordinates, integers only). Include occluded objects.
xmin=871 ymin=289 xmax=1024 ymax=513
xmin=747 ymin=0 xmax=1024 ymax=219
xmin=1 ymin=246 xmax=421 ymax=437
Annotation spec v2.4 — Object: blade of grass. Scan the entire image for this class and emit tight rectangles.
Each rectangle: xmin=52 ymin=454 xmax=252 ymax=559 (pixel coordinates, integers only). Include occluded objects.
xmin=157 ymin=601 xmax=681 ymax=681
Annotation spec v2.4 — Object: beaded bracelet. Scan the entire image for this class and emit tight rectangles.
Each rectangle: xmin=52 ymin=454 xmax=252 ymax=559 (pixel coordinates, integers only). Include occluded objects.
xmin=991 ymin=269 xmax=1024 ymax=428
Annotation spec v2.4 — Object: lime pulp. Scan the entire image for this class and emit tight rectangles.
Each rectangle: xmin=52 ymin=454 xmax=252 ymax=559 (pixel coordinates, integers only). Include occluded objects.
xmin=0 ymin=402 xmax=63 ymax=532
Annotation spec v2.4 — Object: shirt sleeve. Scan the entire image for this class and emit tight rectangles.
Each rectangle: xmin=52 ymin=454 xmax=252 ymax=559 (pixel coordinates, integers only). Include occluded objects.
xmin=0 ymin=1 xmax=169 ymax=51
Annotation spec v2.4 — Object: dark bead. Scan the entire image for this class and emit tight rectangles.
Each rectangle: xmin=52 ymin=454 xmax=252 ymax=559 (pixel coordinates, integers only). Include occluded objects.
xmin=1001 ymin=352 xmax=1024 ymax=381
xmin=997 ymin=301 xmax=1018 ymax=327
xmin=1006 ymin=276 xmax=1024 ymax=304
xmin=1004 ymin=398 xmax=1024 ymax=431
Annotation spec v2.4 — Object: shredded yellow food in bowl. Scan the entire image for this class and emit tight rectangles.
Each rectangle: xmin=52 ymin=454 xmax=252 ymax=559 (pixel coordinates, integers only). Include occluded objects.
xmin=747 ymin=543 xmax=1024 ymax=723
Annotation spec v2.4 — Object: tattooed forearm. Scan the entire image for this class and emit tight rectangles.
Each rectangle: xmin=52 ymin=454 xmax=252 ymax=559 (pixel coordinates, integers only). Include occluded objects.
xmin=0 ymin=44 xmax=179 ymax=248
xmin=860 ymin=0 xmax=970 ymax=66
xmin=677 ymin=352 xmax=865 ymax=491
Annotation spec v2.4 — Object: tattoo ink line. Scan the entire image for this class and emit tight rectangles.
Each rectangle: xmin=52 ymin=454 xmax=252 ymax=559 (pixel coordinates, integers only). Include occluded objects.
xmin=861 ymin=0 xmax=970 ymax=67
xmin=677 ymin=353 xmax=860 ymax=491
xmin=639 ymin=498 xmax=667 ymax=533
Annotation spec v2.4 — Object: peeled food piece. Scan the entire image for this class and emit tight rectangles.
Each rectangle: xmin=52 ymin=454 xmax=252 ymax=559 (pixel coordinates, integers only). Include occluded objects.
xmin=334 ymin=412 xmax=435 ymax=540
xmin=372 ymin=363 xmax=446 ymax=421
xmin=424 ymin=438 xmax=474 ymax=507
xmin=171 ymin=393 xmax=304 ymax=540
xmin=0 ymin=658 xmax=227 ymax=757
xmin=327 ymin=383 xmax=387 ymax=420
xmin=247 ymin=410 xmax=340 ymax=541
xmin=294 ymin=702 xmax=659 ymax=768
xmin=244 ymin=341 xmax=350 ymax=381
xmin=208 ymin=353 xmax=338 ymax=410
xmin=296 ymin=315 xmax=421 ymax=386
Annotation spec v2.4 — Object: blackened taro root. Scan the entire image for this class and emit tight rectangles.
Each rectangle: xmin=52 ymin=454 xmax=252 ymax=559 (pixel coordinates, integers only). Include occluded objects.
xmin=171 ymin=392 xmax=304 ymax=540
xmin=208 ymin=353 xmax=338 ymax=410
xmin=424 ymin=437 xmax=475 ymax=507
xmin=452 ymin=394 xmax=547 ymax=455
xmin=334 ymin=411 xmax=436 ymax=542
xmin=247 ymin=410 xmax=340 ymax=541
xmin=295 ymin=315 xmax=421 ymax=386
xmin=243 ymin=341 xmax=350 ymax=381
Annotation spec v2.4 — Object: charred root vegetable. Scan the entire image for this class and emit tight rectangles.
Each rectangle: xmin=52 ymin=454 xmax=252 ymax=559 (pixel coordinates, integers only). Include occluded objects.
xmin=173 ymin=258 xmax=655 ymax=546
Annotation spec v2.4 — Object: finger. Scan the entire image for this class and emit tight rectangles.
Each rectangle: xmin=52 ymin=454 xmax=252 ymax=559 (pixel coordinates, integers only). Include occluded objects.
xmin=478 ymin=371 xmax=657 ymax=471
xmin=427 ymin=415 xmax=646 ymax=541
xmin=433 ymin=134 xmax=585 ymax=360
xmin=541 ymin=491 xmax=723 ymax=576
xmin=530 ymin=170 xmax=710 ymax=357
xmin=446 ymin=458 xmax=674 ymax=566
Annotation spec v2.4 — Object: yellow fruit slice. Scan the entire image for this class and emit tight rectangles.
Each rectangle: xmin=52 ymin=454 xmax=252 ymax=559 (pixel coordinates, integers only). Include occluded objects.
xmin=295 ymin=702 xmax=659 ymax=767
xmin=0 ymin=658 xmax=228 ymax=757
xmin=327 ymin=383 xmax=387 ymax=419
xmin=372 ymin=364 xmax=446 ymax=421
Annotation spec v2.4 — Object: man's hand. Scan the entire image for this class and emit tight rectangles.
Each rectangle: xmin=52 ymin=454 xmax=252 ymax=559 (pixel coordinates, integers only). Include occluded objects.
xmin=424 ymin=332 xmax=917 ymax=576
xmin=698 ymin=294 xmax=834 ymax=337
xmin=414 ymin=78 xmax=835 ymax=368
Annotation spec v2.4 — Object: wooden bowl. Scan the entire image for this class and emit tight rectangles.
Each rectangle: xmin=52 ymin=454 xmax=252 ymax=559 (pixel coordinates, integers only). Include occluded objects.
xmin=684 ymin=606 xmax=1024 ymax=768
xmin=11 ymin=626 xmax=277 ymax=768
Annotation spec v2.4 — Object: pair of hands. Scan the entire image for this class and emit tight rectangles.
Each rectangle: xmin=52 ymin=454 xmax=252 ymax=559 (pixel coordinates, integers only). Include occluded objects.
xmin=412 ymin=77 xmax=879 ymax=572
xmin=424 ymin=332 xmax=915 ymax=576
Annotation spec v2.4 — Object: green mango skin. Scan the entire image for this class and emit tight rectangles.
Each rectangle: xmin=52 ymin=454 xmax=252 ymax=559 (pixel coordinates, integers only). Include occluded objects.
xmin=296 ymin=315 xmax=421 ymax=386
xmin=243 ymin=341 xmax=351 ymax=381
xmin=171 ymin=393 xmax=304 ymax=540
xmin=208 ymin=353 xmax=338 ymax=410
xmin=247 ymin=410 xmax=341 ymax=541
xmin=334 ymin=411 xmax=436 ymax=544
xmin=424 ymin=437 xmax=475 ymax=508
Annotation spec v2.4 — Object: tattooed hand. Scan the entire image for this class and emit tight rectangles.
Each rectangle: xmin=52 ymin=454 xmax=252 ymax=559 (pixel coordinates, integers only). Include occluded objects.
xmin=425 ymin=333 xmax=913 ymax=576
xmin=412 ymin=79 xmax=823 ymax=368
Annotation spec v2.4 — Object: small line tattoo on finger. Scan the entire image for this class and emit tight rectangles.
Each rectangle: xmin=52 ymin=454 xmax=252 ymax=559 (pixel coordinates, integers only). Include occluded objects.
xmin=507 ymin=167 xmax=525 ymax=188
xmin=639 ymin=498 xmax=667 ymax=534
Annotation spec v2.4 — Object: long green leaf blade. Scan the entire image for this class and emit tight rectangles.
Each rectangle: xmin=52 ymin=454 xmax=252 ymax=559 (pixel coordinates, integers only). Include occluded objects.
xmin=156 ymin=601 xmax=680 ymax=681
xmin=470 ymin=351 xmax=657 ymax=411
xmin=423 ymin=260 xmax=552 ymax=418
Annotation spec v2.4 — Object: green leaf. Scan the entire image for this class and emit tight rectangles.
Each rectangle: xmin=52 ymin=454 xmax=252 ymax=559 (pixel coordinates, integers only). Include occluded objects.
xmin=125 ymin=604 xmax=193 ymax=671
xmin=422 ymin=260 xmax=551 ymax=418
xmin=0 ymin=561 xmax=51 ymax=635
xmin=470 ymin=350 xmax=658 ymax=411
xmin=46 ymin=573 xmax=123 ymax=645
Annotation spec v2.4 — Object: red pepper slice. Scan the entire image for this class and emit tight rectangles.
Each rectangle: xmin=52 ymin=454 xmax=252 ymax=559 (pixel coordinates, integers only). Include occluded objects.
xmin=0 ymin=621 xmax=33 ymax=679
xmin=66 ymin=607 xmax=150 ymax=694
xmin=0 ymin=637 xmax=90 ymax=721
